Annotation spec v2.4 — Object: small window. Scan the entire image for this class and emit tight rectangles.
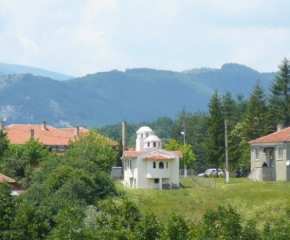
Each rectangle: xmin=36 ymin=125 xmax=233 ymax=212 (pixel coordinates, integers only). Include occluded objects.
xmin=147 ymin=142 xmax=150 ymax=147
xmin=153 ymin=162 xmax=156 ymax=168
xmin=153 ymin=142 xmax=156 ymax=147
xmin=154 ymin=179 xmax=159 ymax=184
xmin=159 ymin=162 xmax=164 ymax=169
xmin=129 ymin=159 xmax=132 ymax=169
xmin=278 ymin=147 xmax=284 ymax=159
xmin=254 ymin=148 xmax=259 ymax=160
xmin=146 ymin=133 xmax=149 ymax=137
xmin=166 ymin=162 xmax=168 ymax=168
xmin=141 ymin=133 xmax=143 ymax=138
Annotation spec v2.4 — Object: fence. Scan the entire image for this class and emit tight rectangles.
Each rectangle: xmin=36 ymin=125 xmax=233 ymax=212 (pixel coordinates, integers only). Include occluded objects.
xmin=192 ymin=175 xmax=216 ymax=188
xmin=179 ymin=169 xmax=196 ymax=178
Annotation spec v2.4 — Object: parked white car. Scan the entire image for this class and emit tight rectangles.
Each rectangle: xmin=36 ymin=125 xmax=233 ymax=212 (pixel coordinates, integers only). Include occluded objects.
xmin=198 ymin=168 xmax=224 ymax=177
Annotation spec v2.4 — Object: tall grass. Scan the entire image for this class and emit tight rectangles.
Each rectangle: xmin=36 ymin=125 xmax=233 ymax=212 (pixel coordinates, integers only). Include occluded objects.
xmin=117 ymin=178 xmax=290 ymax=229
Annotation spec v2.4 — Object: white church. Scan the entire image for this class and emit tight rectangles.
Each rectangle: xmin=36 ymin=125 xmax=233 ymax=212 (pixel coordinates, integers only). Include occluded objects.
xmin=121 ymin=126 xmax=182 ymax=189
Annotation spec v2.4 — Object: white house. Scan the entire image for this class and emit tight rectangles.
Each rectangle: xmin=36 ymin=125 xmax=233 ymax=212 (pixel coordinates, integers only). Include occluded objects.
xmin=121 ymin=126 xmax=182 ymax=189
xmin=248 ymin=124 xmax=290 ymax=181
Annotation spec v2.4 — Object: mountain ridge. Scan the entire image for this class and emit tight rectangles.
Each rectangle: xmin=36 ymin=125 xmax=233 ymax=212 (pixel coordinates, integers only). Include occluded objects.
xmin=0 ymin=62 xmax=74 ymax=81
xmin=0 ymin=63 xmax=277 ymax=128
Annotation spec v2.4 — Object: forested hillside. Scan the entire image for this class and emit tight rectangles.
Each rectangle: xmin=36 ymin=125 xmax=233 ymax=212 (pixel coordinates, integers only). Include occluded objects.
xmin=0 ymin=63 xmax=275 ymax=128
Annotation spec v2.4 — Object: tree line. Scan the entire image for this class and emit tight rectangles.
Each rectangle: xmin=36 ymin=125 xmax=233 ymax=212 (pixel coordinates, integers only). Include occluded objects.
xmin=99 ymin=58 xmax=290 ymax=173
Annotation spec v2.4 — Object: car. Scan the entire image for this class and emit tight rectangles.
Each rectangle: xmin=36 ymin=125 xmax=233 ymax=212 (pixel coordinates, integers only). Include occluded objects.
xmin=197 ymin=168 xmax=224 ymax=177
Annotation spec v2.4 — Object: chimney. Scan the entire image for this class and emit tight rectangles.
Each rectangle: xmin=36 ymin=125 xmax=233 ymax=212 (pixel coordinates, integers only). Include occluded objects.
xmin=1 ymin=121 xmax=5 ymax=131
xmin=277 ymin=124 xmax=284 ymax=132
xmin=122 ymin=121 xmax=127 ymax=153
xmin=42 ymin=121 xmax=47 ymax=130
xmin=30 ymin=129 xmax=34 ymax=138
xmin=75 ymin=126 xmax=80 ymax=137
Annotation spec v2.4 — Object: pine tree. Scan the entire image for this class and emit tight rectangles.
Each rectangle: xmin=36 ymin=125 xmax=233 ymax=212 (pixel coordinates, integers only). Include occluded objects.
xmin=269 ymin=58 xmax=290 ymax=126
xmin=221 ymin=92 xmax=236 ymax=122
xmin=244 ymin=80 xmax=268 ymax=140
xmin=205 ymin=90 xmax=225 ymax=169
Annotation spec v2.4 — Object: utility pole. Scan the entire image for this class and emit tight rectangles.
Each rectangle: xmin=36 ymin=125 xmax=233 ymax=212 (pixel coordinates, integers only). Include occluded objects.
xmin=181 ymin=121 xmax=187 ymax=178
xmin=225 ymin=120 xmax=229 ymax=183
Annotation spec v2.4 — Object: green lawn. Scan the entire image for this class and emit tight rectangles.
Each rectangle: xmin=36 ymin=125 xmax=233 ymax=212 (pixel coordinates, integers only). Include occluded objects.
xmin=116 ymin=178 xmax=290 ymax=229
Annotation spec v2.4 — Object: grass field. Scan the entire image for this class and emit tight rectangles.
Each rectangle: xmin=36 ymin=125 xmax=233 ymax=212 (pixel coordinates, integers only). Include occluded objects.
xmin=116 ymin=177 xmax=290 ymax=230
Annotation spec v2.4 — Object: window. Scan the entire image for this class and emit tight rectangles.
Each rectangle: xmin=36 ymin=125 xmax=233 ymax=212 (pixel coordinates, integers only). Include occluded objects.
xmin=153 ymin=162 xmax=156 ymax=168
xmin=159 ymin=162 xmax=164 ymax=169
xmin=278 ymin=147 xmax=284 ymax=159
xmin=154 ymin=179 xmax=159 ymax=184
xmin=146 ymin=133 xmax=149 ymax=137
xmin=147 ymin=142 xmax=150 ymax=147
xmin=270 ymin=149 xmax=273 ymax=160
xmin=153 ymin=142 xmax=156 ymax=147
xmin=141 ymin=133 xmax=143 ymax=138
xmin=166 ymin=162 xmax=168 ymax=168
xmin=254 ymin=148 xmax=259 ymax=160
xmin=129 ymin=159 xmax=132 ymax=169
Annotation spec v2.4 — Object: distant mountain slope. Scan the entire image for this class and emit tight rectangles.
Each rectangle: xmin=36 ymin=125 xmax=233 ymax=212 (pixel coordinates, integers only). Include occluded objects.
xmin=0 ymin=63 xmax=276 ymax=128
xmin=0 ymin=62 xmax=74 ymax=81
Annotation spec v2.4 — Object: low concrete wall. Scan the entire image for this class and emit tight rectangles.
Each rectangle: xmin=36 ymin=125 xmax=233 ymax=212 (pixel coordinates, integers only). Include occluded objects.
xmin=248 ymin=167 xmax=273 ymax=181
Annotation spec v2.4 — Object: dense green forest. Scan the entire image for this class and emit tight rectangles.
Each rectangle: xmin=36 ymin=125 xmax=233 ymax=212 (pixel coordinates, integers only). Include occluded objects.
xmin=0 ymin=63 xmax=275 ymax=128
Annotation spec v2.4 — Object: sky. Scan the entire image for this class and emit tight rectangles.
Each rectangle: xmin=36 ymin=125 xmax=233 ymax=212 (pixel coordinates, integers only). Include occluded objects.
xmin=1 ymin=0 xmax=290 ymax=77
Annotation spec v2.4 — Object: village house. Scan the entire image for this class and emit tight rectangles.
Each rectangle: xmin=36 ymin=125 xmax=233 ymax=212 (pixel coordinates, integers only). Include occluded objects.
xmin=1 ymin=121 xmax=89 ymax=154
xmin=0 ymin=173 xmax=24 ymax=196
xmin=248 ymin=124 xmax=290 ymax=181
xmin=121 ymin=126 xmax=182 ymax=189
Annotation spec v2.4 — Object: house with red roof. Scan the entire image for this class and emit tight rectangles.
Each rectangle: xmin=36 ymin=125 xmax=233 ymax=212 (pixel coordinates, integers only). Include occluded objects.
xmin=121 ymin=126 xmax=181 ymax=189
xmin=1 ymin=121 xmax=89 ymax=154
xmin=0 ymin=173 xmax=24 ymax=196
xmin=248 ymin=124 xmax=290 ymax=181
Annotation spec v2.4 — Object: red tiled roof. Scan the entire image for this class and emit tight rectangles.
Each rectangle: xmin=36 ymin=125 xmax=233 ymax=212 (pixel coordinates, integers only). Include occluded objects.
xmin=5 ymin=124 xmax=79 ymax=146
xmin=60 ymin=127 xmax=89 ymax=135
xmin=124 ymin=150 xmax=182 ymax=158
xmin=124 ymin=151 xmax=147 ymax=157
xmin=171 ymin=151 xmax=183 ymax=157
xmin=143 ymin=152 xmax=175 ymax=160
xmin=0 ymin=173 xmax=16 ymax=183
xmin=249 ymin=127 xmax=290 ymax=144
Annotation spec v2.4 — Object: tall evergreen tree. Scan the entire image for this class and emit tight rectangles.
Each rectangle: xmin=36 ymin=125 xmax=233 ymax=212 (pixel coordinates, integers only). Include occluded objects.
xmin=235 ymin=93 xmax=248 ymax=122
xmin=171 ymin=109 xmax=208 ymax=171
xmin=221 ymin=92 xmax=236 ymax=122
xmin=205 ymin=90 xmax=225 ymax=169
xmin=269 ymin=58 xmax=290 ymax=126
xmin=244 ymin=80 xmax=269 ymax=140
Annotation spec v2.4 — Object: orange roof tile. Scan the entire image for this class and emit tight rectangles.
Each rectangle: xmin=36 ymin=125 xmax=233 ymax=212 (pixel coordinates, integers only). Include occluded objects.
xmin=0 ymin=173 xmax=16 ymax=183
xmin=124 ymin=150 xmax=182 ymax=158
xmin=143 ymin=152 xmax=175 ymax=160
xmin=60 ymin=127 xmax=89 ymax=135
xmin=5 ymin=124 xmax=79 ymax=146
xmin=249 ymin=127 xmax=290 ymax=144
xmin=124 ymin=151 xmax=147 ymax=157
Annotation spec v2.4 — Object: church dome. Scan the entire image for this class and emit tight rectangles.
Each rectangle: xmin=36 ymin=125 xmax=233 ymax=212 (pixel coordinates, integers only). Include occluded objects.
xmin=136 ymin=126 xmax=153 ymax=134
xmin=143 ymin=134 xmax=162 ymax=149
xmin=144 ymin=135 xmax=161 ymax=142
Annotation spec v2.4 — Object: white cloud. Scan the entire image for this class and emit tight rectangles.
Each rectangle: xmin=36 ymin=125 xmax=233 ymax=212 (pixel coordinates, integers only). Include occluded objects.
xmin=0 ymin=0 xmax=290 ymax=76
